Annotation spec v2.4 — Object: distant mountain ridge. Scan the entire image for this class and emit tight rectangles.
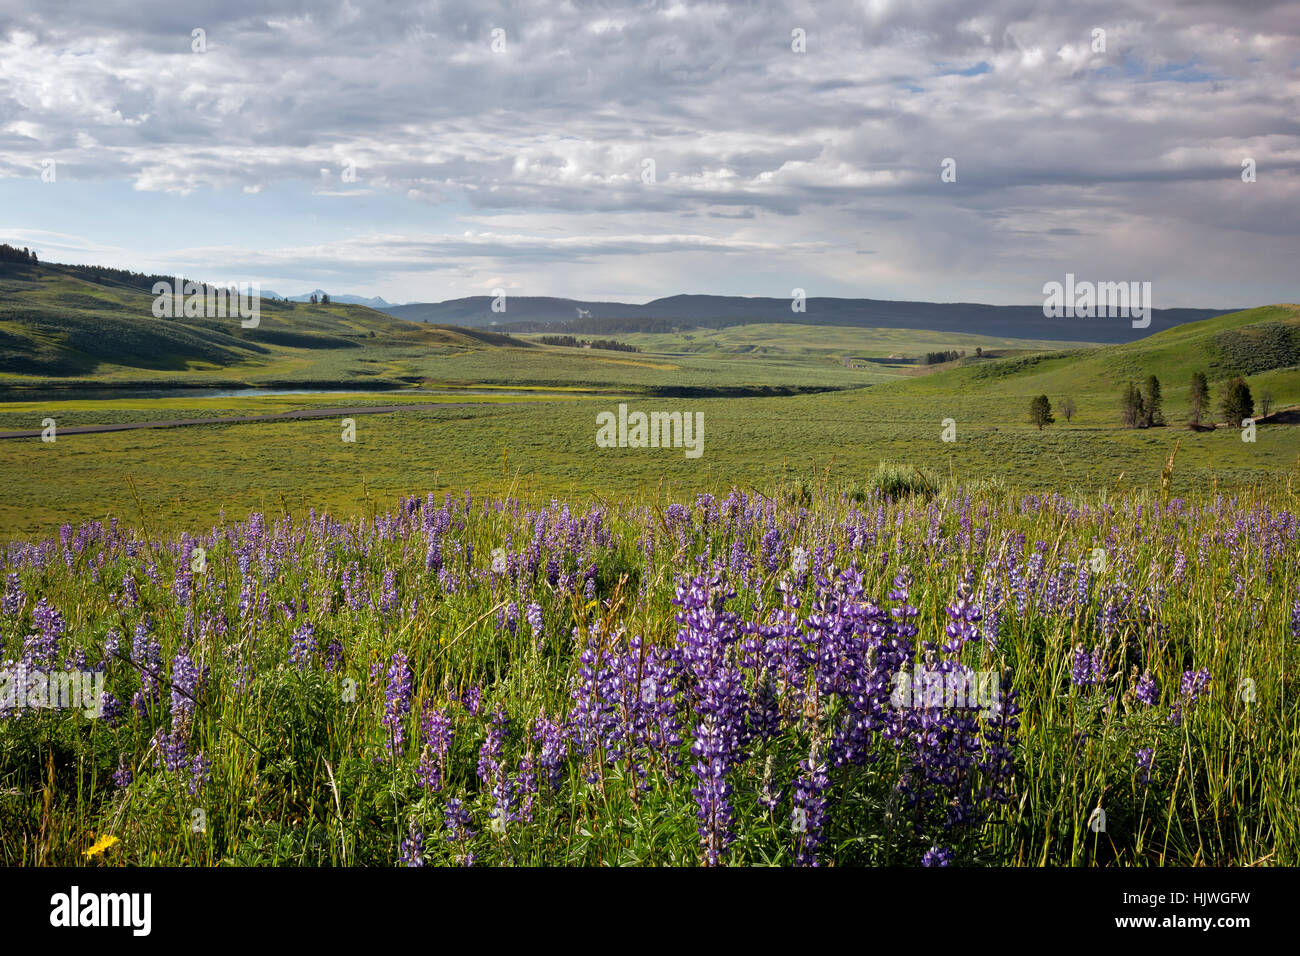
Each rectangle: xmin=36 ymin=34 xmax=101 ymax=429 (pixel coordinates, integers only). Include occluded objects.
xmin=0 ymin=243 xmax=1239 ymax=345
xmin=377 ymin=294 xmax=1238 ymax=344
xmin=263 ymin=289 xmax=394 ymax=308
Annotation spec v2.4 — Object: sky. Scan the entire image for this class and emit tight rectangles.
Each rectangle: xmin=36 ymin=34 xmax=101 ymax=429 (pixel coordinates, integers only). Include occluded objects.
xmin=0 ymin=0 xmax=1297 ymax=307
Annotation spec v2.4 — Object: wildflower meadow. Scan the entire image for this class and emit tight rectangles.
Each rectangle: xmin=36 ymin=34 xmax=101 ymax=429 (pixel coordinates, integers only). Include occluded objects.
xmin=3 ymin=482 xmax=1296 ymax=867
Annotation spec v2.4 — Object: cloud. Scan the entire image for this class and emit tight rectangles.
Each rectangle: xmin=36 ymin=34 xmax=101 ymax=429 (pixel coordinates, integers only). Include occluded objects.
xmin=0 ymin=0 xmax=1296 ymax=305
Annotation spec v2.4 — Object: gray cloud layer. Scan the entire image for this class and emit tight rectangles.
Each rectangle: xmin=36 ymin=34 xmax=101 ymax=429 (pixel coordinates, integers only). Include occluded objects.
xmin=1 ymin=0 xmax=1297 ymax=304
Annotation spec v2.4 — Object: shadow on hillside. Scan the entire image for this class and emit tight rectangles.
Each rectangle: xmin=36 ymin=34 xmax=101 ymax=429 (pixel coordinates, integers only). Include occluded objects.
xmin=1263 ymin=407 xmax=1300 ymax=425
xmin=1183 ymin=407 xmax=1298 ymax=430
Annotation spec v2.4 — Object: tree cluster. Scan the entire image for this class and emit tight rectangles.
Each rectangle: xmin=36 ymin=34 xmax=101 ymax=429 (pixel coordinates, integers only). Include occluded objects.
xmin=539 ymin=335 xmax=639 ymax=352
xmin=1219 ymin=376 xmax=1254 ymax=426
xmin=1120 ymin=376 xmax=1164 ymax=427
xmin=922 ymin=349 xmax=965 ymax=365
xmin=1187 ymin=371 xmax=1255 ymax=427
xmin=0 ymin=243 xmax=38 ymax=264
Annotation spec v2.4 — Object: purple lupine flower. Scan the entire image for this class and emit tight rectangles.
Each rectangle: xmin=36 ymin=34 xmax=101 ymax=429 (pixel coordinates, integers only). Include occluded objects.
xmin=461 ymin=684 xmax=482 ymax=716
xmin=103 ymin=628 xmax=122 ymax=664
xmin=173 ymin=559 xmax=194 ymax=608
xmin=154 ymin=727 xmax=189 ymax=774
xmin=1173 ymin=669 xmax=1209 ymax=723
xmin=170 ymin=651 xmax=199 ymax=726
xmin=942 ymin=582 xmax=982 ymax=654
xmin=825 ymin=566 xmax=916 ymax=770
xmin=532 ymin=713 xmax=568 ymax=791
xmin=1169 ymin=668 xmax=1211 ymax=727
xmin=98 ymin=690 xmax=123 ymax=727
xmin=514 ymin=754 xmax=539 ymax=822
xmin=566 ymin=626 xmax=681 ymax=787
xmin=665 ymin=502 xmax=691 ymax=529
xmin=112 ymin=757 xmax=133 ymax=788
xmin=566 ymin=630 xmax=620 ymax=765
xmin=760 ymin=527 xmax=784 ymax=574
xmin=921 ymin=846 xmax=954 ymax=867
xmin=1180 ymin=669 xmax=1210 ymax=703
xmin=526 ymin=602 xmax=544 ymax=648
xmin=443 ymin=797 xmax=476 ymax=864
xmin=1073 ymin=561 xmax=1090 ymax=611
xmin=24 ymin=598 xmax=64 ymax=666
xmin=978 ymin=678 xmax=1021 ymax=807
xmin=477 ymin=705 xmax=517 ymax=828
xmin=131 ymin=621 xmax=164 ymax=715
xmin=896 ymin=661 xmax=987 ymax=828
xmin=1 ymin=573 xmax=23 ymax=616
xmin=289 ymin=622 xmax=316 ymax=668
xmin=189 ymin=750 xmax=210 ymax=795
xmin=381 ymin=652 xmax=413 ymax=755
xmin=749 ymin=669 xmax=782 ymax=742
xmin=324 ymin=635 xmax=343 ymax=672
xmin=1136 ymin=747 xmax=1154 ymax=785
xmin=417 ymin=706 xmax=453 ymax=791
xmin=1070 ymin=644 xmax=1105 ymax=688
xmin=1070 ymin=644 xmax=1092 ymax=686
xmin=399 ymin=827 xmax=425 ymax=867
xmin=425 ymin=538 xmax=443 ymax=573
xmin=727 ymin=537 xmax=752 ymax=581
xmin=379 ymin=569 xmax=399 ymax=614
xmin=120 ymin=573 xmax=138 ymax=610
xmin=673 ymin=573 xmax=748 ymax=866
xmin=1134 ymin=671 xmax=1158 ymax=706
xmin=132 ymin=620 xmax=158 ymax=668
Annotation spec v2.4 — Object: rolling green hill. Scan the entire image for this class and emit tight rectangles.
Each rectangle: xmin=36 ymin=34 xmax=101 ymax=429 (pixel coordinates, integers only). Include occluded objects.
xmin=893 ymin=304 xmax=1300 ymax=424
xmin=0 ymin=258 xmax=536 ymax=386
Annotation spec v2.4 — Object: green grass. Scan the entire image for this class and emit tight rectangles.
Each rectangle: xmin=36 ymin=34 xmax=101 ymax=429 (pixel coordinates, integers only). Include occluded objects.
xmin=1 ymin=386 xmax=1296 ymax=541
xmin=2 ymin=288 xmax=1298 ymax=542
